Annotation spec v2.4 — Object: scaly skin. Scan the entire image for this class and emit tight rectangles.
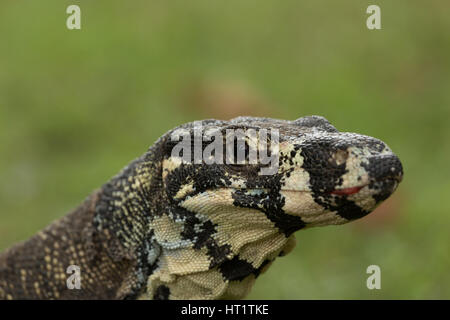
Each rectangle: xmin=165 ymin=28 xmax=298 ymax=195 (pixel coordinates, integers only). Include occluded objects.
xmin=0 ymin=116 xmax=403 ymax=300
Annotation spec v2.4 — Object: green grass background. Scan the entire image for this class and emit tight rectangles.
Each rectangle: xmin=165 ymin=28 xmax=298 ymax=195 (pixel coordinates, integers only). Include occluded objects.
xmin=0 ymin=1 xmax=449 ymax=299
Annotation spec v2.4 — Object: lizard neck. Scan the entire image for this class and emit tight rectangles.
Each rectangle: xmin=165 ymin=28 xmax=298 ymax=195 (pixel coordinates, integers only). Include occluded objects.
xmin=0 ymin=143 xmax=166 ymax=300
xmin=0 ymin=191 xmax=135 ymax=299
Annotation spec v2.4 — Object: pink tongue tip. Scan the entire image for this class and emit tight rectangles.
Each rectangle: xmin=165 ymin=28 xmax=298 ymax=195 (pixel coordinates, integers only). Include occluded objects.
xmin=330 ymin=186 xmax=363 ymax=196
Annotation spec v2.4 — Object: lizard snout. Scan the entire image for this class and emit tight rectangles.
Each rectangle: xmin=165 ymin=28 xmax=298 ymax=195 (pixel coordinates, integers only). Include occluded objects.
xmin=363 ymin=154 xmax=403 ymax=183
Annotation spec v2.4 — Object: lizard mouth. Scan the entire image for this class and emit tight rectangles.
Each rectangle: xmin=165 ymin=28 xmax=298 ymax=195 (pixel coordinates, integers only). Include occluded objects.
xmin=328 ymin=175 xmax=401 ymax=197
xmin=329 ymin=186 xmax=364 ymax=196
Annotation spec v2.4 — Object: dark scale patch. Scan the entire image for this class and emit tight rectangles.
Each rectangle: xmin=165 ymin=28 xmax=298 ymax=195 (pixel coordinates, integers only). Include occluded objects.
xmin=362 ymin=154 xmax=402 ymax=205
xmin=165 ymin=164 xmax=232 ymax=201
xmin=219 ymin=256 xmax=257 ymax=281
xmin=254 ymin=259 xmax=271 ymax=278
xmin=207 ymin=243 xmax=232 ymax=268
xmin=165 ymin=160 xmax=272 ymax=204
xmin=370 ymin=179 xmax=398 ymax=204
xmin=300 ymin=138 xmax=348 ymax=193
xmin=361 ymin=154 xmax=403 ymax=182
xmin=170 ymin=205 xmax=231 ymax=267
xmin=192 ymin=165 xmax=231 ymax=192
xmin=330 ymin=196 xmax=369 ymax=220
xmin=309 ymin=193 xmax=369 ymax=221
xmin=219 ymin=257 xmax=272 ymax=281
xmin=164 ymin=164 xmax=198 ymax=200
xmin=153 ymin=285 xmax=170 ymax=300
xmin=192 ymin=220 xmax=216 ymax=248
xmin=232 ymin=189 xmax=306 ymax=236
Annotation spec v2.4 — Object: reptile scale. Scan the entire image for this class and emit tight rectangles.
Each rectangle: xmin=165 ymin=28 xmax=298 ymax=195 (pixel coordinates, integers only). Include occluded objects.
xmin=0 ymin=116 xmax=403 ymax=300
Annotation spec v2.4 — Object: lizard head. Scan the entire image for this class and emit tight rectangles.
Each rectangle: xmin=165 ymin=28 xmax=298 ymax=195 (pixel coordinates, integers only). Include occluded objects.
xmin=141 ymin=116 xmax=403 ymax=299
xmin=96 ymin=116 xmax=402 ymax=300
xmin=162 ymin=115 xmax=403 ymax=229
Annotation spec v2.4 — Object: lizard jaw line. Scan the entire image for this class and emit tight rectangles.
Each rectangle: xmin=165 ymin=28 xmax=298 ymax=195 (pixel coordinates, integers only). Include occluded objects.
xmin=280 ymin=185 xmax=366 ymax=194
xmin=329 ymin=186 xmax=364 ymax=196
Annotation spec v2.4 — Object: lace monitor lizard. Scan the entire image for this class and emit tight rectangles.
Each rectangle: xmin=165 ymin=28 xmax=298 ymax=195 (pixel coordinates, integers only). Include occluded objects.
xmin=0 ymin=116 xmax=403 ymax=300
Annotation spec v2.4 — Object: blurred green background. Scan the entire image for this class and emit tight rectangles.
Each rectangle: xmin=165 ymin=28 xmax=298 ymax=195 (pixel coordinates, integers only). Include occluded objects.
xmin=1 ymin=0 xmax=449 ymax=299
